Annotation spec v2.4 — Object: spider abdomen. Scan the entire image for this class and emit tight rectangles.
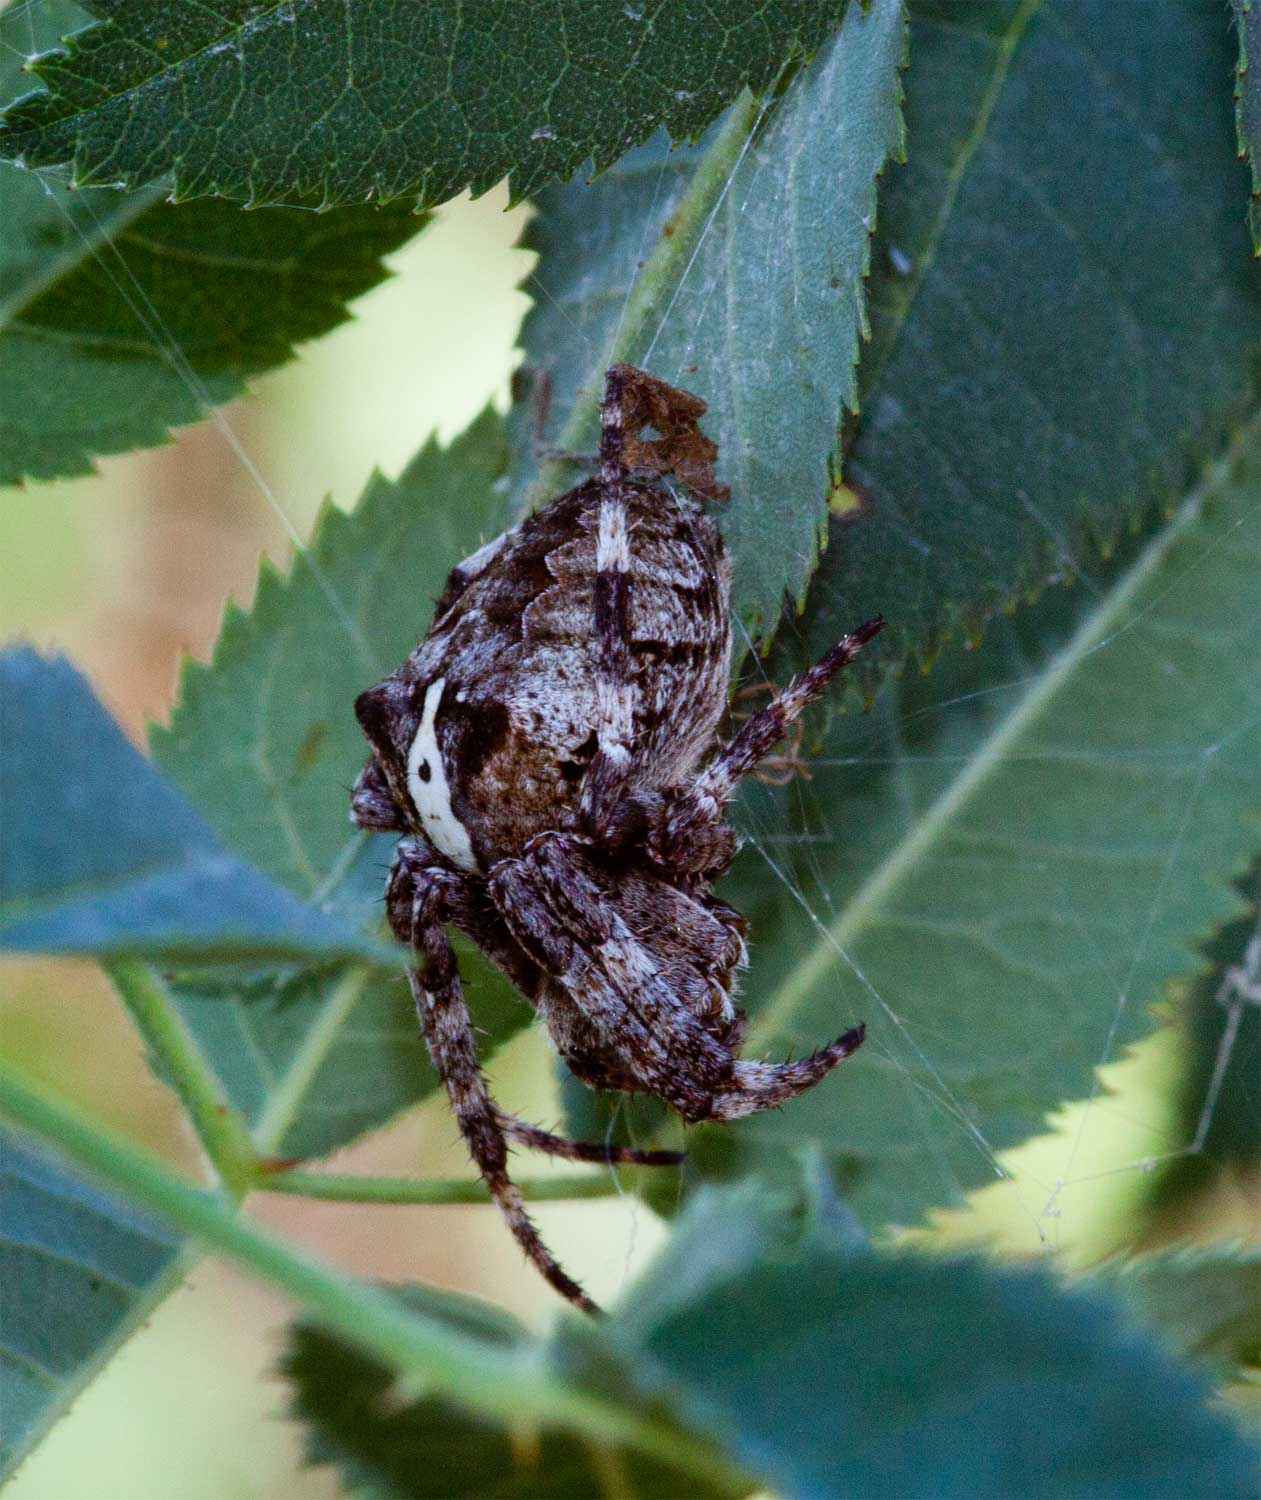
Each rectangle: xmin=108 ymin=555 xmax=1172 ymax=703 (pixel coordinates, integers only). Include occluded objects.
xmin=355 ymin=475 xmax=732 ymax=871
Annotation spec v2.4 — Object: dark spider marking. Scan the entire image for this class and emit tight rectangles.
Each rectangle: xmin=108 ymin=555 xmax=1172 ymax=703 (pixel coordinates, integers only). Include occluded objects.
xmin=351 ymin=363 xmax=884 ymax=1314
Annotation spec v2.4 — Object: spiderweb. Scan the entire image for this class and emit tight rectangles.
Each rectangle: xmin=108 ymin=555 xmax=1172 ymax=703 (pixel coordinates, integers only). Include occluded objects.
xmin=2 ymin=0 xmax=1257 ymax=1331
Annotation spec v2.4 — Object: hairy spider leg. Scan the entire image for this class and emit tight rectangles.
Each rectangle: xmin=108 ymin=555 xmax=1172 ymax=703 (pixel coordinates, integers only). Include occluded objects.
xmin=493 ymin=835 xmax=865 ymax=1124
xmin=388 ymin=853 xmax=599 ymax=1314
xmin=578 ymin=364 xmax=638 ymax=835
xmin=699 ymin=617 xmax=886 ymax=804
xmin=492 ymin=835 xmax=737 ymax=1120
xmin=498 ymin=1113 xmax=683 ymax=1168
xmin=707 ymin=1024 xmax=867 ymax=1120
xmin=602 ymin=619 xmax=887 ymax=882
xmin=387 ymin=846 xmax=683 ymax=1170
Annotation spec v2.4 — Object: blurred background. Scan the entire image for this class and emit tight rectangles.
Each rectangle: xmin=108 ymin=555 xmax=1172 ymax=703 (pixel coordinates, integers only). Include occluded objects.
xmin=3 ymin=188 xmax=672 ymax=1500
xmin=2 ymin=183 xmax=1255 ymax=1497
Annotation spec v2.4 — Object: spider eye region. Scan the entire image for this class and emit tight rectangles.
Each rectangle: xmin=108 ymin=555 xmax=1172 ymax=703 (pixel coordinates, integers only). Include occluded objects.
xmin=408 ymin=677 xmax=478 ymax=871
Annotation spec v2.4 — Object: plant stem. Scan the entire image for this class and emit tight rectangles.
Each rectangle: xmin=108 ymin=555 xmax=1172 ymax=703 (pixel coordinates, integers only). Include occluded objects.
xmin=103 ymin=959 xmax=257 ymax=1193
xmin=260 ymin=1167 xmax=622 ymax=1205
xmin=523 ymin=90 xmax=761 ymax=514
xmin=0 ymin=1063 xmax=751 ymax=1488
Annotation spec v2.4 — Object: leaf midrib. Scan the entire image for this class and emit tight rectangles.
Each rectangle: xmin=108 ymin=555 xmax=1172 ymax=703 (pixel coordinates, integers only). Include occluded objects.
xmin=253 ymin=964 xmax=373 ymax=1151
xmin=855 ymin=0 xmax=1042 ymax=408
xmin=748 ymin=419 xmax=1257 ymax=1048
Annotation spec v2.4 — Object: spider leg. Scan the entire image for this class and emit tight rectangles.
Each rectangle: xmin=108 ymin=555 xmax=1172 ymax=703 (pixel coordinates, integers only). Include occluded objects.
xmin=492 ymin=834 xmax=865 ymax=1124
xmin=699 ymin=618 xmax=886 ymax=805
xmin=705 ymin=1025 xmax=867 ymax=1120
xmin=497 ymin=1112 xmax=683 ymax=1168
xmin=349 ymin=755 xmax=407 ymax=832
xmin=427 ymin=867 xmax=682 ymax=1168
xmin=386 ymin=846 xmax=598 ymax=1315
xmin=491 ymin=834 xmax=738 ymax=1121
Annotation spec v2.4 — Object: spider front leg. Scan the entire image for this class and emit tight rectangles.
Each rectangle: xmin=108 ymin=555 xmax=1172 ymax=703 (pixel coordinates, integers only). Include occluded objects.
xmin=616 ymin=618 xmax=888 ymax=880
xmin=701 ymin=618 xmax=886 ymax=804
xmin=385 ymin=843 xmax=599 ymax=1315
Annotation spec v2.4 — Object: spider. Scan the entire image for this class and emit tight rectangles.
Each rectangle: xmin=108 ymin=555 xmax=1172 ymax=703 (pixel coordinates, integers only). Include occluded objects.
xmin=351 ymin=364 xmax=884 ymax=1314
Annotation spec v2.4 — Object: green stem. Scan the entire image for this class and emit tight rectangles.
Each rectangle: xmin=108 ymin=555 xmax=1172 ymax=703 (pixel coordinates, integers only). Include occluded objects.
xmin=0 ymin=1064 xmax=750 ymax=1488
xmin=260 ymin=1167 xmax=622 ymax=1205
xmin=103 ymin=959 xmax=257 ymax=1194
xmin=523 ymin=90 xmax=761 ymax=514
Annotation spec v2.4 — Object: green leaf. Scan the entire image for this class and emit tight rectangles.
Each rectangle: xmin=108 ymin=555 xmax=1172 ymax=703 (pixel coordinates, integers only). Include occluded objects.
xmin=0 ymin=1 xmax=428 ymax=486
xmin=0 ymin=1 xmax=847 ymax=211
xmin=1149 ymin=863 xmax=1261 ymax=1219
xmin=1234 ymin=1 xmax=1261 ymax=254
xmin=651 ymin=426 xmax=1261 ymax=1230
xmin=0 ymin=1131 xmax=182 ymax=1479
xmin=602 ymin=1191 xmax=1261 ymax=1500
xmin=148 ymin=411 xmax=532 ymax=1160
xmin=0 ymin=1070 xmax=747 ymax=1491
xmin=0 ymin=647 xmax=395 ymax=967
xmin=1088 ymin=1244 xmax=1261 ymax=1389
xmin=795 ymin=0 xmax=1261 ymax=677
xmin=513 ymin=0 xmax=907 ymax=642
xmin=284 ymin=1288 xmax=745 ymax=1500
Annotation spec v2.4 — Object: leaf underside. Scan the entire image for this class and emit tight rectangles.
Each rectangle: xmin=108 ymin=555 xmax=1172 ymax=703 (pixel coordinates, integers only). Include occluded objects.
xmin=0 ymin=646 xmax=394 ymax=968
xmin=0 ymin=1 xmax=847 ymax=209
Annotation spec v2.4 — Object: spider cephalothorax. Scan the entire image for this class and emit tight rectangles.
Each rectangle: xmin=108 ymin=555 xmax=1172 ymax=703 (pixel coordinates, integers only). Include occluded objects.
xmin=352 ymin=364 xmax=883 ymax=1313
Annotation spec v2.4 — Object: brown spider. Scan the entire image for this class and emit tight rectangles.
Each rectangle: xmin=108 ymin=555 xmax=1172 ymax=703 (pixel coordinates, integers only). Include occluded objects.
xmin=351 ymin=365 xmax=883 ymax=1314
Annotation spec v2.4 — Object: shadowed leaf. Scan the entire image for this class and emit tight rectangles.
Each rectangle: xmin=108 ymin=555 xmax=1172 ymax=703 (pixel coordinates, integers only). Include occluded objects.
xmin=285 ymin=1287 xmax=744 ymax=1500
xmin=795 ymin=0 xmax=1261 ymax=680
xmin=0 ymin=3 xmax=428 ymax=487
xmin=592 ymin=1189 xmax=1261 ymax=1500
xmin=1088 ymin=1244 xmax=1261 ymax=1388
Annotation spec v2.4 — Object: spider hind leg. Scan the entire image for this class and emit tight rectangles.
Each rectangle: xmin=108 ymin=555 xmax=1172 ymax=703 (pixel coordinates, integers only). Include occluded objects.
xmin=387 ymin=850 xmax=599 ymax=1316
xmin=706 ymin=1025 xmax=867 ymax=1121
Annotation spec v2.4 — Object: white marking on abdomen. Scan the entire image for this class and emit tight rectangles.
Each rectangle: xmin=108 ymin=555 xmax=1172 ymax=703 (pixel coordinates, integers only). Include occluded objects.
xmin=407 ymin=678 xmax=478 ymax=871
xmin=595 ymin=498 xmax=630 ymax=572
xmin=458 ymin=528 xmax=509 ymax=580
